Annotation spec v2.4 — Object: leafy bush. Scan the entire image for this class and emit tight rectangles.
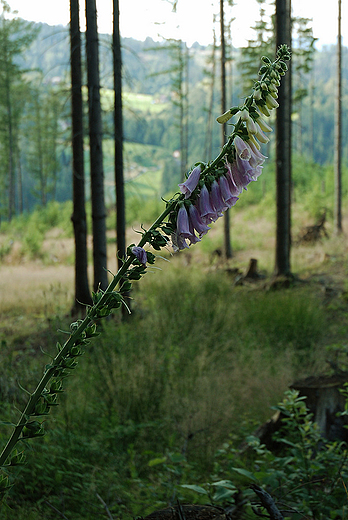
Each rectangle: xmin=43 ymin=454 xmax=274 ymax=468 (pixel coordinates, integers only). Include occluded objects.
xmin=21 ymin=222 xmax=45 ymax=258
xmin=193 ymin=390 xmax=348 ymax=519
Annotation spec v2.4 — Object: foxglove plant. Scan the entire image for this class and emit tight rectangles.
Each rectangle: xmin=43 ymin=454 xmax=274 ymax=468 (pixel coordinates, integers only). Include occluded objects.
xmin=0 ymin=45 xmax=291 ymax=496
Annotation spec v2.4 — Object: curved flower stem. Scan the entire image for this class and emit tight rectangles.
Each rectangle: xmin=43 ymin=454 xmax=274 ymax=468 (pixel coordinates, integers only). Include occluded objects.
xmin=0 ymin=198 xmax=179 ymax=468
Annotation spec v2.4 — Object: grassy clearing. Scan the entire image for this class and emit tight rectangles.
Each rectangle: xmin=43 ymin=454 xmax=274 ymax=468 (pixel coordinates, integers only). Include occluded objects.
xmin=123 ymin=91 xmax=169 ymax=113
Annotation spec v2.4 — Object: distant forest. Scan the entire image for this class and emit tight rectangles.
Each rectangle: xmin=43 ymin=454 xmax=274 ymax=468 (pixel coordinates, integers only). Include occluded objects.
xmin=1 ymin=16 xmax=348 ymax=216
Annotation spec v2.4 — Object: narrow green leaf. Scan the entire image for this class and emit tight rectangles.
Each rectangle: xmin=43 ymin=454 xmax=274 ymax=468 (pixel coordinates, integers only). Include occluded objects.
xmin=231 ymin=467 xmax=258 ymax=482
xmin=181 ymin=484 xmax=208 ymax=495
xmin=211 ymin=480 xmax=237 ymax=490
xmin=213 ymin=487 xmax=237 ymax=502
xmin=148 ymin=457 xmax=167 ymax=467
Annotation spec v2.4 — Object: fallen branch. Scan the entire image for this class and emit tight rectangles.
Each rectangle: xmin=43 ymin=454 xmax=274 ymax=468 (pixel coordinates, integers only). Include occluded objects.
xmin=251 ymin=485 xmax=284 ymax=520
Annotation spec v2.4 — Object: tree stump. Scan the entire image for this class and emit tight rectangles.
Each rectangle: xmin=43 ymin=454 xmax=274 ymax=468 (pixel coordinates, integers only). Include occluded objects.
xmin=296 ymin=212 xmax=328 ymax=244
xmin=245 ymin=258 xmax=259 ymax=279
xmin=290 ymin=373 xmax=348 ymax=441
xmin=253 ymin=372 xmax=348 ymax=450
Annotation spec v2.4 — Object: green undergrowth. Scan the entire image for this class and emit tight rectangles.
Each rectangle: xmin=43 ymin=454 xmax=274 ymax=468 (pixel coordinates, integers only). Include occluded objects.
xmin=0 ymin=261 xmax=335 ymax=519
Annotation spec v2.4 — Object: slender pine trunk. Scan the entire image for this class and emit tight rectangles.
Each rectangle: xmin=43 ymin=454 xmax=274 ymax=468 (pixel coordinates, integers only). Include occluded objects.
xmin=334 ymin=0 xmax=342 ymax=234
xmin=113 ymin=0 xmax=126 ymax=272
xmin=220 ymin=0 xmax=232 ymax=259
xmin=70 ymin=0 xmax=92 ymax=310
xmin=85 ymin=0 xmax=108 ymax=291
xmin=275 ymin=0 xmax=292 ymax=276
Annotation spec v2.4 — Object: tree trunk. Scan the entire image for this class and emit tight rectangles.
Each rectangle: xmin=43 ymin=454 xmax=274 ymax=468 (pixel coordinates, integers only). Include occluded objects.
xmin=113 ymin=0 xmax=126 ymax=271
xmin=70 ymin=0 xmax=92 ymax=310
xmin=203 ymin=28 xmax=216 ymax=162
xmin=275 ymin=0 xmax=292 ymax=277
xmin=178 ymin=41 xmax=188 ymax=180
xmin=183 ymin=43 xmax=189 ymax=178
xmin=113 ymin=0 xmax=130 ymax=316
xmin=17 ymin=155 xmax=23 ymax=214
xmin=220 ymin=0 xmax=232 ymax=259
xmin=85 ymin=0 xmax=108 ymax=291
xmin=5 ymin=74 xmax=15 ymax=221
xmin=334 ymin=0 xmax=342 ymax=234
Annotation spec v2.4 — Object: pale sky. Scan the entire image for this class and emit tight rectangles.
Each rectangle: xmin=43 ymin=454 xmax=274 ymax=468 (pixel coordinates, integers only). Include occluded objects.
xmin=5 ymin=0 xmax=346 ymax=49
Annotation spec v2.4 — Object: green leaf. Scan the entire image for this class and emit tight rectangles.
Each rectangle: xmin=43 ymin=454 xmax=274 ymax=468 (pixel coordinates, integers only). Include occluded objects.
xmin=148 ymin=457 xmax=167 ymax=467
xmin=211 ymin=480 xmax=237 ymax=490
xmin=231 ymin=467 xmax=258 ymax=482
xmin=0 ymin=421 xmax=16 ymax=427
xmin=181 ymin=484 xmax=208 ymax=495
xmin=213 ymin=487 xmax=237 ymax=502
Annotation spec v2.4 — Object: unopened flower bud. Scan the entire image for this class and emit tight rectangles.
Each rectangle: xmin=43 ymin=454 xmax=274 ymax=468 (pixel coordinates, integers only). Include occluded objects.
xmin=131 ymin=245 xmax=148 ymax=265
xmin=258 ymin=65 xmax=268 ymax=75
xmin=255 ymin=123 xmax=270 ymax=144
xmin=240 ymin=109 xmax=249 ymax=121
xmin=261 ymin=56 xmax=271 ymax=64
xmin=246 ymin=116 xmax=257 ymax=135
xmin=249 ymin=135 xmax=261 ymax=150
xmin=216 ymin=109 xmax=233 ymax=124
xmin=257 ymin=103 xmax=271 ymax=117
xmin=265 ymin=94 xmax=279 ymax=109
xmin=271 ymin=78 xmax=281 ymax=87
xmin=256 ymin=116 xmax=272 ymax=133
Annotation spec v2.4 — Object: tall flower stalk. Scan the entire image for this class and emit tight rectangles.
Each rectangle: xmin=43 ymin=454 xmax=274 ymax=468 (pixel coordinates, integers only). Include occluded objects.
xmin=0 ymin=45 xmax=291 ymax=495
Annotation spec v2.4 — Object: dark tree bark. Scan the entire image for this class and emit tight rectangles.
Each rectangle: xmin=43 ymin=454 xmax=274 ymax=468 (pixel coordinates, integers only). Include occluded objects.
xmin=334 ymin=0 xmax=342 ymax=234
xmin=85 ymin=0 xmax=108 ymax=291
xmin=5 ymin=74 xmax=15 ymax=220
xmin=113 ymin=0 xmax=126 ymax=271
xmin=70 ymin=0 xmax=92 ymax=310
xmin=275 ymin=0 xmax=292 ymax=277
xmin=220 ymin=0 xmax=232 ymax=259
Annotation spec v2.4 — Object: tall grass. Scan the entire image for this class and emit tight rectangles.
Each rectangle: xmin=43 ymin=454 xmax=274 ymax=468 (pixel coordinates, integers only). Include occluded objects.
xmin=63 ymin=262 xmax=328 ymax=471
xmin=0 ymin=258 xmax=331 ymax=519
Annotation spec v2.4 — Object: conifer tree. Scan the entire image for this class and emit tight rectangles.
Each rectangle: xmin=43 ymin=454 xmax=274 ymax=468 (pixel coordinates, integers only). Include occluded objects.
xmin=292 ymin=17 xmax=317 ymax=156
xmin=148 ymin=38 xmax=189 ymax=180
xmin=334 ymin=0 xmax=342 ymax=234
xmin=70 ymin=0 xmax=92 ymax=310
xmin=275 ymin=0 xmax=292 ymax=277
xmin=239 ymin=0 xmax=274 ymax=93
xmin=85 ymin=0 xmax=108 ymax=291
xmin=0 ymin=0 xmax=36 ymax=221
xmin=113 ymin=0 xmax=126 ymax=272
xmin=25 ymin=82 xmax=62 ymax=206
xmin=220 ymin=0 xmax=232 ymax=258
